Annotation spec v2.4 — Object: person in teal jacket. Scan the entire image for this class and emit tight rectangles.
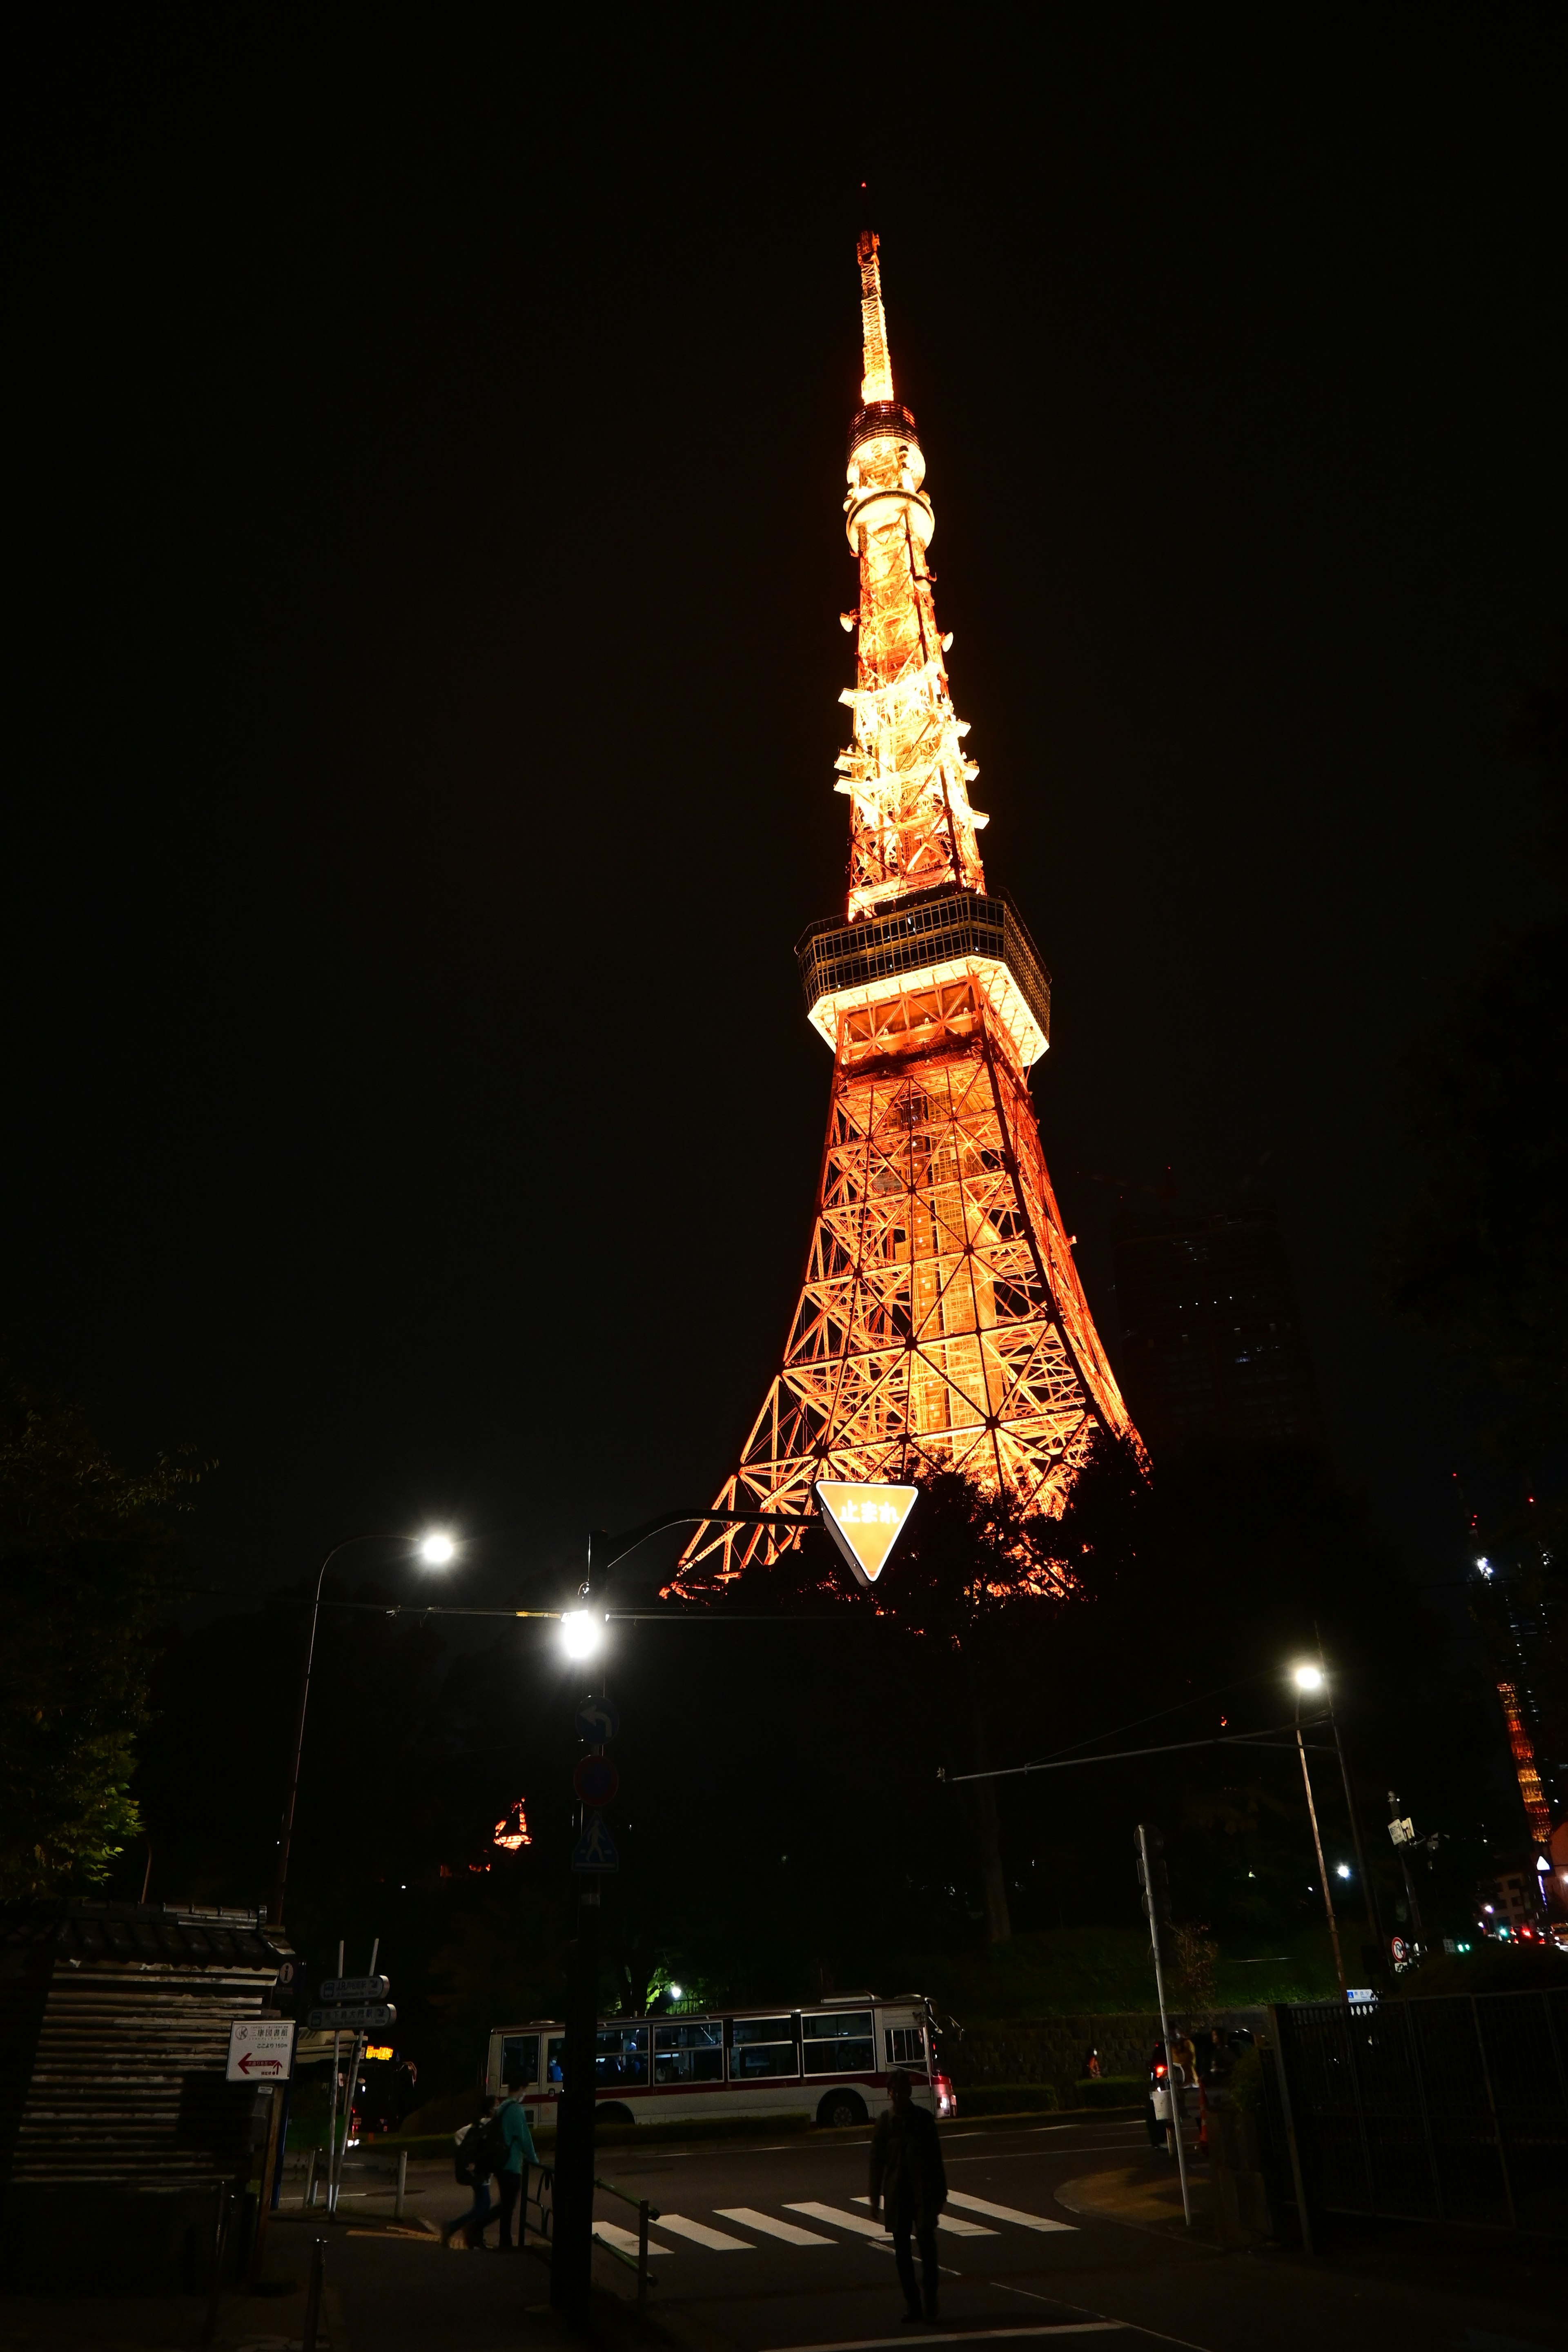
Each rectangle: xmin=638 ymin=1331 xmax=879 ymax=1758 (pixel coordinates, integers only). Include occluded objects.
xmin=493 ymin=2083 xmax=538 ymax=2251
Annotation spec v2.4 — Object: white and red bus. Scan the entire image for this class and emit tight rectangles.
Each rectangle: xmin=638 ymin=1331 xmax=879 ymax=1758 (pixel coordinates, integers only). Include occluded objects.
xmin=486 ymin=1994 xmax=956 ymax=2132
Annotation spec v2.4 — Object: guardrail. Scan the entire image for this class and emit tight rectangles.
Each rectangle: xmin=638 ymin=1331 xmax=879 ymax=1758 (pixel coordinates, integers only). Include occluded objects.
xmin=592 ymin=2172 xmax=659 ymax=2318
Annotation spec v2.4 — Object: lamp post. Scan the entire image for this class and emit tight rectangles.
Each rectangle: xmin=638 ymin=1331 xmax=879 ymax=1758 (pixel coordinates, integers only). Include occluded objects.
xmin=267 ymin=1529 xmax=458 ymax=1928
xmin=1312 ymin=1630 xmax=1385 ymax=1968
xmin=1292 ymin=1664 xmax=1347 ymax=1997
xmin=548 ymin=1501 xmax=836 ymax=2323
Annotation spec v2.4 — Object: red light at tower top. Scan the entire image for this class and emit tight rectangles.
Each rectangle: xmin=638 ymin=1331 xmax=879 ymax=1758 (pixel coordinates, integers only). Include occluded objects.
xmin=678 ymin=232 xmax=1143 ymax=1586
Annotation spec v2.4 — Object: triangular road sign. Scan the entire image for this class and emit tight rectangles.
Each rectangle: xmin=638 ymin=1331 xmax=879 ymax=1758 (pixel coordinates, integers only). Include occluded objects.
xmin=814 ymin=1481 xmax=920 ymax=1587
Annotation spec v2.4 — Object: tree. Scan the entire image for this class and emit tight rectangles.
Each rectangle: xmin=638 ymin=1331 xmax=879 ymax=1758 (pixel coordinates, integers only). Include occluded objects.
xmin=0 ymin=1368 xmax=196 ymax=1897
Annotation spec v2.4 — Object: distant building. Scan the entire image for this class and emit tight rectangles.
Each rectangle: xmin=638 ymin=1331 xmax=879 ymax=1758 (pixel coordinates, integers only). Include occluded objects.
xmin=1112 ymin=1201 xmax=1323 ymax=1459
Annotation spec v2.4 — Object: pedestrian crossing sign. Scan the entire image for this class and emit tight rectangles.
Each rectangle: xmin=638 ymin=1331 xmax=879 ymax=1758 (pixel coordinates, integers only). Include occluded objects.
xmin=813 ymin=1481 xmax=919 ymax=1587
xmin=572 ymin=1810 xmax=619 ymax=1874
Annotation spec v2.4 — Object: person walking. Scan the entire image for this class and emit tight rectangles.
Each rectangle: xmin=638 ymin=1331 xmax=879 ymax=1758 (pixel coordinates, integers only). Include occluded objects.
xmin=444 ymin=2098 xmax=500 ymax=2250
xmin=868 ymin=2068 xmax=947 ymax=2324
xmin=492 ymin=2079 xmax=538 ymax=2250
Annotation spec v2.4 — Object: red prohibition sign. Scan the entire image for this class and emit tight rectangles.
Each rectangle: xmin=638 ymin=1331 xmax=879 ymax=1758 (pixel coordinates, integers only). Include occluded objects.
xmin=574 ymin=1754 xmax=619 ymax=1807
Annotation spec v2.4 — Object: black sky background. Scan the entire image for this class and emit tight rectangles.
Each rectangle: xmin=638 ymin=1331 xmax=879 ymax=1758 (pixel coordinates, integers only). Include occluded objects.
xmin=9 ymin=18 xmax=1566 ymax=1615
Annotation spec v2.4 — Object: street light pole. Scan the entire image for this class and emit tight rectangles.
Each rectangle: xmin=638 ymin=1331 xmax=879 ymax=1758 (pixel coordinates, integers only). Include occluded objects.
xmin=548 ymin=1501 xmax=829 ymax=2323
xmin=267 ymin=1529 xmax=457 ymax=1929
xmin=1313 ymin=1628 xmax=1384 ymax=1968
xmin=1292 ymin=1666 xmax=1347 ymax=1998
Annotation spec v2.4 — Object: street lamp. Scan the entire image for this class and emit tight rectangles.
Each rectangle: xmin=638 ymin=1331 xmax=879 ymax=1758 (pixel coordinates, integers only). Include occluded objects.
xmin=1292 ymin=1661 xmax=1348 ymax=1998
xmin=559 ymin=1608 xmax=604 ymax=1660
xmin=267 ymin=1528 xmax=460 ymax=1926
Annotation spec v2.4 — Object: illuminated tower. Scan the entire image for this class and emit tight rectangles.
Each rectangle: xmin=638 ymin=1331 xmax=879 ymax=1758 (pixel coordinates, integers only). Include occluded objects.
xmin=681 ymin=232 xmax=1140 ymax=1580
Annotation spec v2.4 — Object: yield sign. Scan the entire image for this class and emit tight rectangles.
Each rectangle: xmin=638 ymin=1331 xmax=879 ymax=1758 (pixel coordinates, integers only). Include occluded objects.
xmin=814 ymin=1481 xmax=919 ymax=1587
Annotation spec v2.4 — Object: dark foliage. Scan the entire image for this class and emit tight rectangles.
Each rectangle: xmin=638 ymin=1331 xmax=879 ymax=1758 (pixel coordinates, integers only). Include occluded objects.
xmin=0 ymin=1368 xmax=196 ymax=1895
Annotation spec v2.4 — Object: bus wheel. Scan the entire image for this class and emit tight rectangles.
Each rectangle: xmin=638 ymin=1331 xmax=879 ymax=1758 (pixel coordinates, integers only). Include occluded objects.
xmin=818 ymin=2090 xmax=866 ymax=2129
xmin=596 ymin=2104 xmax=635 ymax=2127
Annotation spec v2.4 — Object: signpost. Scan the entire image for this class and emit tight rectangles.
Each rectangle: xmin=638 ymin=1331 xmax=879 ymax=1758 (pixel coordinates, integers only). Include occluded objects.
xmin=227 ymin=2019 xmax=296 ymax=2082
xmin=576 ymin=1693 xmax=620 ymax=1744
xmin=572 ymin=1754 xmax=619 ymax=1807
xmin=814 ymin=1480 xmax=919 ymax=1586
xmin=306 ymin=2003 xmax=397 ymax=2033
xmin=320 ymin=1975 xmax=390 ymax=2001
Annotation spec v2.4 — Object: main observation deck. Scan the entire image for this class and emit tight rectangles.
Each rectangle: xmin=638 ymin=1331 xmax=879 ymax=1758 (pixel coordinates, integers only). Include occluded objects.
xmin=796 ymin=887 xmax=1052 ymax=1070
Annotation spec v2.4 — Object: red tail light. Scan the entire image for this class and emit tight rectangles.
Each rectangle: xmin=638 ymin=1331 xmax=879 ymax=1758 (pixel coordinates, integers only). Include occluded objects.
xmin=934 ymin=2072 xmax=957 ymax=2118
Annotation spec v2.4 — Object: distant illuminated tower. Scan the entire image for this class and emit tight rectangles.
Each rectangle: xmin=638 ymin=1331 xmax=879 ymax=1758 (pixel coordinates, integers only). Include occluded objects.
xmin=681 ymin=232 xmax=1140 ymax=1580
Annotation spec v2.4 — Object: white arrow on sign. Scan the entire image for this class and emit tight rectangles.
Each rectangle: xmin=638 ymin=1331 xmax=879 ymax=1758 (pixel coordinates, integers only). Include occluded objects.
xmin=814 ymin=1480 xmax=919 ymax=1586
xmin=227 ymin=2018 xmax=296 ymax=2083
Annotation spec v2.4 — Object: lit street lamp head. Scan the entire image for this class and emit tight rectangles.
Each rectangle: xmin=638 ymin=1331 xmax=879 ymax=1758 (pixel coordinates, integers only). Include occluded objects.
xmin=561 ymin=1608 xmax=603 ymax=1660
xmin=418 ymin=1530 xmax=457 ymax=1567
xmin=1293 ymin=1663 xmax=1324 ymax=1692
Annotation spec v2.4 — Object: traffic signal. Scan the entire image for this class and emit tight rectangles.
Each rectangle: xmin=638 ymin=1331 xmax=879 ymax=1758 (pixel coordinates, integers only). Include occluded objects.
xmin=1135 ymin=1824 xmax=1171 ymax=1922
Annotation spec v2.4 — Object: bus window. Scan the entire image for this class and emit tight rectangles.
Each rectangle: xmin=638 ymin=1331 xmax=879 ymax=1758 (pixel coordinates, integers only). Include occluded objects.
xmin=731 ymin=2018 xmax=798 ymax=2080
xmin=502 ymin=2034 xmax=540 ymax=2089
xmin=802 ymin=2011 xmax=874 ymax=2075
xmin=654 ymin=2020 xmax=724 ymax=2085
xmin=546 ymin=2036 xmax=566 ymax=2085
xmin=885 ymin=2025 xmax=926 ymax=2069
xmin=595 ymin=2025 xmax=649 ymax=2088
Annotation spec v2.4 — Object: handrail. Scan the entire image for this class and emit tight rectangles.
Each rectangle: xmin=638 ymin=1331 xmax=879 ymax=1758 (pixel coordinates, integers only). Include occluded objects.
xmin=593 ymin=2172 xmax=661 ymax=2219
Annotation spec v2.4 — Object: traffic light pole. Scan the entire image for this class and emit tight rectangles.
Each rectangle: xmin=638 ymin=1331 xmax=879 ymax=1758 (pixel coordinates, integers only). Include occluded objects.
xmin=1136 ymin=1824 xmax=1190 ymax=2228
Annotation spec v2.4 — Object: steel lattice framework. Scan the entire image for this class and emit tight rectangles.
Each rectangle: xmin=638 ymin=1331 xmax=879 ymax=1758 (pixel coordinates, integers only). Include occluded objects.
xmin=678 ymin=232 xmax=1141 ymax=1584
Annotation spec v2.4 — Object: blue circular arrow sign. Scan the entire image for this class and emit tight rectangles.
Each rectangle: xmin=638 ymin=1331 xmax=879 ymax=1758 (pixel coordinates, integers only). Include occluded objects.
xmin=576 ymin=1693 xmax=620 ymax=1744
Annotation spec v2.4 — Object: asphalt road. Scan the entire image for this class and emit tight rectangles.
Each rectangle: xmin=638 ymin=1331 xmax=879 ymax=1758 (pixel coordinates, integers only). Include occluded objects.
xmin=306 ymin=2118 xmax=1559 ymax=2352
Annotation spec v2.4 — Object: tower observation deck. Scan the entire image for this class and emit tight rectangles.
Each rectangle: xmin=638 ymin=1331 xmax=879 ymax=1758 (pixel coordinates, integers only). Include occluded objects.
xmin=677 ymin=232 xmax=1140 ymax=1583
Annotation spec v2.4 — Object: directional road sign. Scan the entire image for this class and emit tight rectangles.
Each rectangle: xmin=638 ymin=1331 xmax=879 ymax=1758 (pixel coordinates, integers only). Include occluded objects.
xmin=307 ymin=2002 xmax=397 ymax=2032
xmin=573 ymin=1754 xmax=620 ymax=1806
xmin=576 ymin=1693 xmax=620 ymax=1745
xmin=571 ymin=1811 xmax=619 ymax=1874
xmin=814 ymin=1480 xmax=919 ymax=1586
xmin=320 ymin=1974 xmax=390 ymax=2002
xmin=227 ymin=2018 xmax=296 ymax=2082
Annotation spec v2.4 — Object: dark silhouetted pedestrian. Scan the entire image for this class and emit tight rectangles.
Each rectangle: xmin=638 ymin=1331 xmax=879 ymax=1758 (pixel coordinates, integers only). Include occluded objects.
xmin=869 ymin=2067 xmax=947 ymax=2323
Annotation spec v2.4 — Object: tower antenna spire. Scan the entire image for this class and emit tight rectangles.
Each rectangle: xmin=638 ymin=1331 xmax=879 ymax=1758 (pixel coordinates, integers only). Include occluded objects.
xmin=856 ymin=227 xmax=894 ymax=405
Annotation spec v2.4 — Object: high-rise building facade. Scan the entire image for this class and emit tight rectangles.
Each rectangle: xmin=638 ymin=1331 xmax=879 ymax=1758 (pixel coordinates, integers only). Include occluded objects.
xmin=1112 ymin=1201 xmax=1323 ymax=1459
xmin=680 ymin=234 xmax=1139 ymax=1582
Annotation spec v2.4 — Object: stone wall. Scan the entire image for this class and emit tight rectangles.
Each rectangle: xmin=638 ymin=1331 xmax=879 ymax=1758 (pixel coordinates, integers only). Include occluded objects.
xmin=942 ymin=2008 xmax=1267 ymax=2096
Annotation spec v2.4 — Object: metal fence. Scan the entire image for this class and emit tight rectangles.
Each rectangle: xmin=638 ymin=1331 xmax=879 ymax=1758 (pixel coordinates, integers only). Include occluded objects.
xmin=1269 ymin=1988 xmax=1567 ymax=2240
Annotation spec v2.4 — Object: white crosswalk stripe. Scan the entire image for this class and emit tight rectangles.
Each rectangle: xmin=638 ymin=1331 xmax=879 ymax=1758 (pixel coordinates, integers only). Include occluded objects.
xmin=655 ymin=2213 xmax=756 ymax=2251
xmin=849 ymin=2195 xmax=998 ymax=2238
xmin=715 ymin=2206 xmax=833 ymax=2245
xmin=592 ymin=2221 xmax=672 ymax=2258
xmin=945 ymin=2189 xmax=1077 ymax=2234
xmin=786 ymin=2200 xmax=896 ymax=2238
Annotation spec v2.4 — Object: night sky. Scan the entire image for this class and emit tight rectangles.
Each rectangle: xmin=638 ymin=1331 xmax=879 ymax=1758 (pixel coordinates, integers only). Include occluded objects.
xmin=10 ymin=22 xmax=1566 ymax=1613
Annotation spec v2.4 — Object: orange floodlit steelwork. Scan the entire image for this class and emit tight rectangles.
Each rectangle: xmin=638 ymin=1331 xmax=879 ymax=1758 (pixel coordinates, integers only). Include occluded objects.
xmin=680 ymin=232 xmax=1140 ymax=1583
xmin=1497 ymin=1682 xmax=1552 ymax=1845
xmin=493 ymin=1800 xmax=532 ymax=1853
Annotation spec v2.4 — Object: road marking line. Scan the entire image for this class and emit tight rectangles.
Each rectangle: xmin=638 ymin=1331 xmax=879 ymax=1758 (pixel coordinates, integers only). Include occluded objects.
xmin=849 ymin=2194 xmax=998 ymax=2237
xmin=715 ymin=2206 xmax=833 ymax=2245
xmin=592 ymin=2220 xmax=672 ymax=2257
xmin=947 ymin=2190 xmax=1078 ymax=2233
xmin=654 ymin=2212 xmax=756 ymax=2251
xmin=786 ymin=2200 xmax=889 ymax=2238
xmin=766 ymin=2328 xmax=1125 ymax=2350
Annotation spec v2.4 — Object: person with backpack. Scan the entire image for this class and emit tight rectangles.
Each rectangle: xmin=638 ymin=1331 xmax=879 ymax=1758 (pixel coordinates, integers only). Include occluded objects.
xmin=444 ymin=2097 xmax=503 ymax=2250
xmin=491 ymin=2079 xmax=538 ymax=2250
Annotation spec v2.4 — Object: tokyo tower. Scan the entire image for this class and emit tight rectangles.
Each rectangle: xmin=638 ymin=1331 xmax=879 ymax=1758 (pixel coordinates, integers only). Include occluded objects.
xmin=681 ymin=231 xmax=1140 ymax=1581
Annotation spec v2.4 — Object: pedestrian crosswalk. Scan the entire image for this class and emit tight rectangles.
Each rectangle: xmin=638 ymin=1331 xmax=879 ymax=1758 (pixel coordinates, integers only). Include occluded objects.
xmin=849 ymin=2196 xmax=998 ymax=2238
xmin=604 ymin=2194 xmax=1077 ymax=2261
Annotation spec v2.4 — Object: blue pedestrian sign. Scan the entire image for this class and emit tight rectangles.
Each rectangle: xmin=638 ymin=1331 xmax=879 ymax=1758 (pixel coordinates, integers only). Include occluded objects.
xmin=572 ymin=1811 xmax=619 ymax=1873
xmin=576 ymin=1693 xmax=620 ymax=1745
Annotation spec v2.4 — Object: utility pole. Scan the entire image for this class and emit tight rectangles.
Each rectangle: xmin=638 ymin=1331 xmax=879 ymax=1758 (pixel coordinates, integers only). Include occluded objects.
xmin=552 ymin=1535 xmax=609 ymax=2324
xmin=1136 ymin=1825 xmax=1190 ymax=2229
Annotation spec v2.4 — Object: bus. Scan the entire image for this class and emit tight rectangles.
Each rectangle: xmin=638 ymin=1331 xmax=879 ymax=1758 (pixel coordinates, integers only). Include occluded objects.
xmin=486 ymin=1993 xmax=957 ymax=2132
